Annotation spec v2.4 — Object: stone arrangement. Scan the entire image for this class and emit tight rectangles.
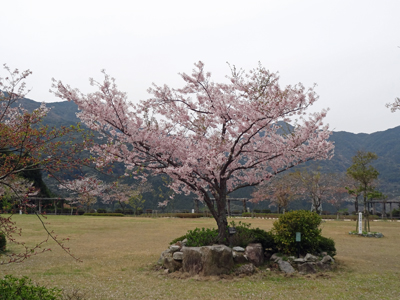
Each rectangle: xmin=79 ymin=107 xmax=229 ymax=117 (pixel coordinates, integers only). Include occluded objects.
xmin=348 ymin=231 xmax=384 ymax=238
xmin=158 ymin=239 xmax=336 ymax=276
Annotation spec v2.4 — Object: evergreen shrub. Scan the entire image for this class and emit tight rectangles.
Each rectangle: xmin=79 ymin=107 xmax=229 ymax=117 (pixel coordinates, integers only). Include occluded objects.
xmin=0 ymin=275 xmax=62 ymax=300
xmin=96 ymin=208 xmax=106 ymax=213
xmin=317 ymin=236 xmax=336 ymax=257
xmin=272 ymin=210 xmax=323 ymax=255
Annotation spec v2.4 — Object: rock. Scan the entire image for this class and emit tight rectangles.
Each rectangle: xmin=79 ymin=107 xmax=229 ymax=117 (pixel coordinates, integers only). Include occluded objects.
xmin=233 ymin=251 xmax=248 ymax=264
xmin=316 ymin=261 xmax=332 ymax=271
xmin=278 ymin=260 xmax=295 ymax=274
xmin=245 ymin=243 xmax=264 ymax=266
xmin=270 ymin=253 xmax=282 ymax=262
xmin=304 ymin=253 xmax=318 ymax=262
xmin=375 ymin=233 xmax=384 ymax=238
xmin=235 ymin=263 xmax=256 ymax=275
xmin=287 ymin=256 xmax=296 ymax=263
xmin=201 ymin=245 xmax=234 ymax=276
xmin=163 ymin=252 xmax=182 ymax=273
xmin=298 ymin=262 xmax=317 ymax=274
xmin=173 ymin=251 xmax=184 ymax=260
xmin=232 ymin=246 xmax=245 ymax=252
xmin=182 ymin=247 xmax=203 ymax=275
xmin=182 ymin=245 xmax=234 ymax=276
xmin=170 ymin=245 xmax=181 ymax=252
xmin=320 ymin=255 xmax=334 ymax=264
xmin=294 ymin=258 xmax=305 ymax=263
xmin=158 ymin=249 xmax=171 ymax=265
xmin=182 ymin=238 xmax=188 ymax=246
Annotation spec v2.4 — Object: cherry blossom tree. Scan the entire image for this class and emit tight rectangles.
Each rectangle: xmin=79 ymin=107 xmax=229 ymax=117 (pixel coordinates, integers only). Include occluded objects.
xmin=58 ymin=176 xmax=107 ymax=213
xmin=251 ymin=173 xmax=297 ymax=213
xmin=52 ymin=61 xmax=334 ymax=243
xmin=386 ymin=97 xmax=400 ymax=112
xmin=102 ymin=181 xmax=151 ymax=214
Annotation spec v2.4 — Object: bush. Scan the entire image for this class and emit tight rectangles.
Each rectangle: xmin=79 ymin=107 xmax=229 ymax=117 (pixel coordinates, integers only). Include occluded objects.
xmin=229 ymin=221 xmax=277 ymax=251
xmin=272 ymin=210 xmax=323 ymax=255
xmin=250 ymin=228 xmax=277 ymax=252
xmin=317 ymin=236 xmax=336 ymax=257
xmin=181 ymin=228 xmax=218 ymax=247
xmin=114 ymin=208 xmax=123 ymax=213
xmin=261 ymin=209 xmax=271 ymax=214
xmin=0 ymin=232 xmax=6 ymax=252
xmin=229 ymin=221 xmax=254 ymax=248
xmin=77 ymin=209 xmax=85 ymax=215
xmin=0 ymin=275 xmax=62 ymax=300
xmin=96 ymin=208 xmax=107 ymax=213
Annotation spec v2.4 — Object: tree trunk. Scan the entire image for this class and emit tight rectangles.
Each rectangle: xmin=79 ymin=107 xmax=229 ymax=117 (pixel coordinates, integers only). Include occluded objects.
xmin=203 ymin=190 xmax=229 ymax=245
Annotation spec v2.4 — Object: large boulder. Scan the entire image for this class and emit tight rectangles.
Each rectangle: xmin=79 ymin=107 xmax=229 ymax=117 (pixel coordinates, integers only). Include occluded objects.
xmin=245 ymin=243 xmax=264 ymax=266
xmin=182 ymin=247 xmax=203 ymax=275
xmin=182 ymin=245 xmax=234 ymax=276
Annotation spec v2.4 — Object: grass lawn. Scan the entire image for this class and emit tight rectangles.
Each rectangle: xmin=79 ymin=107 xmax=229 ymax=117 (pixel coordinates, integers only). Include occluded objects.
xmin=1 ymin=215 xmax=400 ymax=299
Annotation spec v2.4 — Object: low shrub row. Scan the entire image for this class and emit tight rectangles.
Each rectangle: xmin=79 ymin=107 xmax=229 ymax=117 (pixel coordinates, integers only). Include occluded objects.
xmin=83 ymin=213 xmax=124 ymax=217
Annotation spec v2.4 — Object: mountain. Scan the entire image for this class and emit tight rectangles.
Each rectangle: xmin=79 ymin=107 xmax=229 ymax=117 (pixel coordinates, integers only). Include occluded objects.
xmin=14 ymin=98 xmax=400 ymax=207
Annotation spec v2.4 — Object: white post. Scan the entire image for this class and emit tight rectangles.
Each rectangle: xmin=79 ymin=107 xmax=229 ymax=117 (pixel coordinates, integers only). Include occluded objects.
xmin=358 ymin=212 xmax=363 ymax=234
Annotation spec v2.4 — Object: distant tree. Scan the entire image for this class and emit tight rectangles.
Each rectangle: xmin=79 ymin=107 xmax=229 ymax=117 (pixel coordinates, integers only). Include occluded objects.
xmin=58 ymin=176 xmax=107 ymax=213
xmin=103 ymin=181 xmax=151 ymax=214
xmin=292 ymin=168 xmax=339 ymax=214
xmin=347 ymin=151 xmax=380 ymax=231
xmin=345 ymin=175 xmax=362 ymax=213
xmin=52 ymin=61 xmax=334 ymax=244
xmin=129 ymin=194 xmax=145 ymax=215
xmin=251 ymin=173 xmax=297 ymax=214
xmin=327 ymin=174 xmax=350 ymax=219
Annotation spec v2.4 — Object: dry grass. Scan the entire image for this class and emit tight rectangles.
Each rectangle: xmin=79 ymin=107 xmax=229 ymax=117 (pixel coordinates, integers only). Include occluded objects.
xmin=1 ymin=215 xmax=400 ymax=299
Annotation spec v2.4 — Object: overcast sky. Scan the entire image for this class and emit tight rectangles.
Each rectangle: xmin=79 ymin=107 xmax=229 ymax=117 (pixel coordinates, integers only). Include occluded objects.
xmin=1 ymin=0 xmax=399 ymax=134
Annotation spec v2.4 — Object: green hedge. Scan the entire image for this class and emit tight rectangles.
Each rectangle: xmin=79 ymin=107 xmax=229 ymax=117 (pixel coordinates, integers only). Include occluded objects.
xmin=83 ymin=213 xmax=124 ymax=217
xmin=242 ymin=213 xmax=281 ymax=218
xmin=242 ymin=212 xmax=378 ymax=220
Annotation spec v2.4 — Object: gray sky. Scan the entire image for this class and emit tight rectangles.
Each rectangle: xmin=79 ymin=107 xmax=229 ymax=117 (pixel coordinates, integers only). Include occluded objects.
xmin=2 ymin=0 xmax=399 ymax=134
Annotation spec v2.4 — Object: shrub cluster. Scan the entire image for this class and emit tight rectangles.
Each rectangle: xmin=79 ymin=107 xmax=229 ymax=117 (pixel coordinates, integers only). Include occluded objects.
xmin=0 ymin=275 xmax=62 ymax=300
xmin=169 ymin=210 xmax=336 ymax=257
xmin=272 ymin=210 xmax=335 ymax=256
